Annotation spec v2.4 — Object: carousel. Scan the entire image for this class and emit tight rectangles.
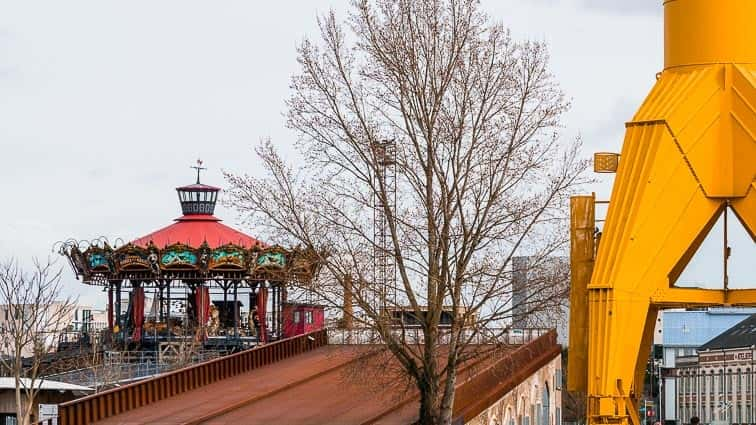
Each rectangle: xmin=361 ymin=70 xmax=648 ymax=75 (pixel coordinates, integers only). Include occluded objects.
xmin=58 ymin=163 xmax=321 ymax=352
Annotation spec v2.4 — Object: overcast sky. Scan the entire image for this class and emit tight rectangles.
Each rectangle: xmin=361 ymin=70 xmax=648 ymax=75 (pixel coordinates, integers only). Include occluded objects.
xmin=0 ymin=0 xmax=751 ymax=307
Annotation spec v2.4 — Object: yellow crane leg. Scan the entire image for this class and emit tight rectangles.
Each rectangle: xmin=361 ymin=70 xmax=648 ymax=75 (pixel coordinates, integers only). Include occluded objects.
xmin=574 ymin=1 xmax=756 ymax=424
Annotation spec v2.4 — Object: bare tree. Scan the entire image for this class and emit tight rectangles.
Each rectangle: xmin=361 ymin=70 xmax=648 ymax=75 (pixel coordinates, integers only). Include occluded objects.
xmin=225 ymin=1 xmax=587 ymax=423
xmin=0 ymin=259 xmax=77 ymax=425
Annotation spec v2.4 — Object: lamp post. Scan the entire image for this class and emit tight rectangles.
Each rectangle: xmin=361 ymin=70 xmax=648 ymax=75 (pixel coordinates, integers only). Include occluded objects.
xmin=657 ymin=360 xmax=663 ymax=424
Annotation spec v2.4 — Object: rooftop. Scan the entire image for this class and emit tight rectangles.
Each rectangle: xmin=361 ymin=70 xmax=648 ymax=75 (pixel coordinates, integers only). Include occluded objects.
xmin=0 ymin=377 xmax=91 ymax=392
xmin=699 ymin=313 xmax=756 ymax=350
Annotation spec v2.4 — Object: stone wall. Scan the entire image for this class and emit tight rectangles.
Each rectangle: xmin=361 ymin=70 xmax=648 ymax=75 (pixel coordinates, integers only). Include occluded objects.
xmin=467 ymin=354 xmax=563 ymax=425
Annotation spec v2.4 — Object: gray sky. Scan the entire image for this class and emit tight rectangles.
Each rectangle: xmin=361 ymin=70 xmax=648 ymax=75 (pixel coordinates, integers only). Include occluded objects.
xmin=0 ymin=0 xmax=751 ymax=306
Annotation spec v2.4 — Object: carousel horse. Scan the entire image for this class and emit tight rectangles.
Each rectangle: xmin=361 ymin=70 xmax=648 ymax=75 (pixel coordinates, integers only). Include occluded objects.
xmin=207 ymin=305 xmax=220 ymax=336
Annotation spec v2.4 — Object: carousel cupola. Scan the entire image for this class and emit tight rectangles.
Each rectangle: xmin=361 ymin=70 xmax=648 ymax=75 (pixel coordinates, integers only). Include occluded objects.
xmin=176 ymin=159 xmax=220 ymax=216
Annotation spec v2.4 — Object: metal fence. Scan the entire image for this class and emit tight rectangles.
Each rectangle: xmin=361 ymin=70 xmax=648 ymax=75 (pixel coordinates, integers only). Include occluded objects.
xmin=69 ymin=320 xmax=108 ymax=333
xmin=327 ymin=327 xmax=552 ymax=345
xmin=57 ymin=329 xmax=328 ymax=425
xmin=45 ymin=350 xmax=224 ymax=389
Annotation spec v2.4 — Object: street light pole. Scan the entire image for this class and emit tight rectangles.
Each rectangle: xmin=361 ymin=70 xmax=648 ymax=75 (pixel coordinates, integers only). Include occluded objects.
xmin=657 ymin=360 xmax=663 ymax=424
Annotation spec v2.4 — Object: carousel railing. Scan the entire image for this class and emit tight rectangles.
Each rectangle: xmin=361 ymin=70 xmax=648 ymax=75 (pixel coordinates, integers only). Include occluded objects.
xmin=57 ymin=328 xmax=328 ymax=425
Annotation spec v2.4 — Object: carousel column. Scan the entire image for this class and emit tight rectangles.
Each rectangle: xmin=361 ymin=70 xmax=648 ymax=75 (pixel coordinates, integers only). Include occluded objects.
xmin=166 ymin=281 xmax=171 ymax=342
xmin=272 ymin=285 xmax=278 ymax=339
xmin=233 ymin=281 xmax=238 ymax=339
xmin=107 ymin=283 xmax=114 ymax=332
xmin=249 ymin=287 xmax=258 ymax=338
xmin=222 ymin=282 xmax=228 ymax=334
xmin=115 ymin=280 xmax=123 ymax=340
xmin=156 ymin=283 xmax=162 ymax=322
xmin=269 ymin=285 xmax=274 ymax=338
xmin=278 ymin=286 xmax=282 ymax=337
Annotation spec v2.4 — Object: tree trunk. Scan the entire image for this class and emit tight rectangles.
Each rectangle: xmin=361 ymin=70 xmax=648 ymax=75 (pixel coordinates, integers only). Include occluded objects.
xmin=14 ymin=381 xmax=25 ymax=425
xmin=439 ymin=366 xmax=457 ymax=424
xmin=14 ymin=359 xmax=30 ymax=425
xmin=418 ymin=372 xmax=441 ymax=425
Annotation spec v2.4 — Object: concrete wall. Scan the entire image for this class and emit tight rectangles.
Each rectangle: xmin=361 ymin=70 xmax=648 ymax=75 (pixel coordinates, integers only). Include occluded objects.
xmin=467 ymin=354 xmax=563 ymax=425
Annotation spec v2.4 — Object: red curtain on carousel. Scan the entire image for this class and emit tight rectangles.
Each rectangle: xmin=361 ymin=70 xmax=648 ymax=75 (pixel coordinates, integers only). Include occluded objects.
xmin=257 ymin=287 xmax=268 ymax=343
xmin=131 ymin=287 xmax=145 ymax=342
xmin=195 ymin=286 xmax=211 ymax=332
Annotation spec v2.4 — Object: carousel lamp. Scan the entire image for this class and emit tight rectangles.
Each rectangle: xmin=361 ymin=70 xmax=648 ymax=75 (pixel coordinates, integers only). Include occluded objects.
xmin=593 ymin=152 xmax=620 ymax=173
xmin=176 ymin=159 xmax=221 ymax=215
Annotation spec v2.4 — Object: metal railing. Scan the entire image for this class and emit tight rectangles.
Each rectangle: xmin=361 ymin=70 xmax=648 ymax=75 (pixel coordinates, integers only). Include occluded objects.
xmin=69 ymin=320 xmax=108 ymax=333
xmin=327 ymin=327 xmax=552 ymax=345
xmin=45 ymin=350 xmax=224 ymax=388
xmin=57 ymin=329 xmax=328 ymax=425
xmin=357 ymin=330 xmax=560 ymax=424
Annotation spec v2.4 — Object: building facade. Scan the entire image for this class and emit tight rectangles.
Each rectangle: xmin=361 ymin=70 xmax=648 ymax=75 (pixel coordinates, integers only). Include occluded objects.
xmin=675 ymin=348 xmax=756 ymax=424
xmin=672 ymin=313 xmax=756 ymax=424
xmin=661 ymin=308 xmax=756 ymax=422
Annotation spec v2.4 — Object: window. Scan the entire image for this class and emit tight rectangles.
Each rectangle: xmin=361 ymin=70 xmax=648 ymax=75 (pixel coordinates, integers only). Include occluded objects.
xmin=720 ymin=370 xmax=725 ymax=393
xmin=695 ymin=374 xmax=699 ymax=396
xmin=305 ymin=311 xmax=313 ymax=324
xmin=2 ymin=414 xmax=18 ymax=425
xmin=734 ymin=370 xmax=740 ymax=394
xmin=294 ymin=311 xmax=301 ymax=323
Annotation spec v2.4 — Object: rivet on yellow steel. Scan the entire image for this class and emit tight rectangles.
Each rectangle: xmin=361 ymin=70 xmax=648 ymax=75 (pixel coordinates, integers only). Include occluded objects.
xmin=570 ymin=1 xmax=756 ymax=424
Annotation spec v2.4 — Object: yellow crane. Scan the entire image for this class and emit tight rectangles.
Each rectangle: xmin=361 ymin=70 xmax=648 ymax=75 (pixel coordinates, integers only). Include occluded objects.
xmin=568 ymin=1 xmax=756 ymax=424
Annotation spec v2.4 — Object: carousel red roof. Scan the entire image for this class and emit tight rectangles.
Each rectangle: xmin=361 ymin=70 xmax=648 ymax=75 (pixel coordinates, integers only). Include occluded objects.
xmin=131 ymin=214 xmax=265 ymax=249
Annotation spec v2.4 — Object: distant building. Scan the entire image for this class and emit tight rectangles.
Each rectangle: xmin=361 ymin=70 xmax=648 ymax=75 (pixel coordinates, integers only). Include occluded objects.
xmin=0 ymin=377 xmax=91 ymax=424
xmin=511 ymin=256 xmax=570 ymax=346
xmin=660 ymin=308 xmax=756 ymax=422
xmin=0 ymin=302 xmax=110 ymax=356
xmin=70 ymin=305 xmax=108 ymax=333
xmin=0 ymin=302 xmax=76 ymax=358
xmin=672 ymin=313 xmax=756 ymax=425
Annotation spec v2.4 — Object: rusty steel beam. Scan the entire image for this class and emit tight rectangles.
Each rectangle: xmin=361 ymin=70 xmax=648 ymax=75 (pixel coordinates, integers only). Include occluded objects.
xmin=451 ymin=330 xmax=561 ymax=423
xmin=57 ymin=330 xmax=328 ymax=425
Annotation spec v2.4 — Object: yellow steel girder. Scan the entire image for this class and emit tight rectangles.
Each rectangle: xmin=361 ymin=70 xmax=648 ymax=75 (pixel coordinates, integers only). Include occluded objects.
xmin=573 ymin=1 xmax=756 ymax=424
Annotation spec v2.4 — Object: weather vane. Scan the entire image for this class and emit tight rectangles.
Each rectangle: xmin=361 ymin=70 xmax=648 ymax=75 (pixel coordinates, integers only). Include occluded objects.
xmin=191 ymin=159 xmax=206 ymax=184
